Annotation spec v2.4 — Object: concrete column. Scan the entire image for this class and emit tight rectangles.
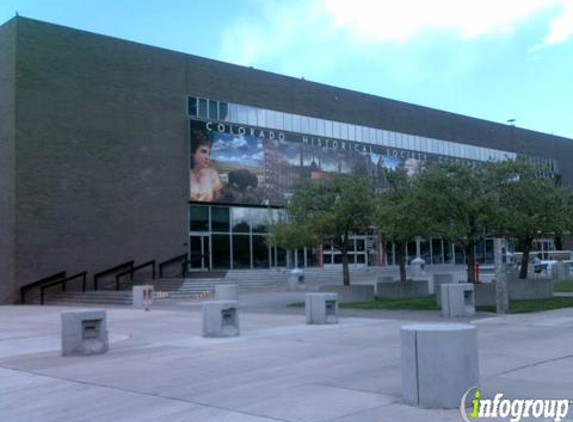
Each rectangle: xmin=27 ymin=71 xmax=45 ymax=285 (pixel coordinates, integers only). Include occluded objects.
xmin=401 ymin=323 xmax=479 ymax=408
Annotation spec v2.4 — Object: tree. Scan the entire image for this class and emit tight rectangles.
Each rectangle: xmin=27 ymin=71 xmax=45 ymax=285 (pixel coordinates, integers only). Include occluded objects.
xmin=416 ymin=162 xmax=497 ymax=283
xmin=269 ymin=174 xmax=375 ymax=286
xmin=375 ymin=168 xmax=431 ymax=282
xmin=488 ymin=159 xmax=566 ymax=279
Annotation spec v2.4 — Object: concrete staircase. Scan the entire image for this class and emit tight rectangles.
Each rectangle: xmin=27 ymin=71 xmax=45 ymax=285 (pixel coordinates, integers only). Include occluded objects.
xmin=41 ymin=265 xmax=469 ymax=305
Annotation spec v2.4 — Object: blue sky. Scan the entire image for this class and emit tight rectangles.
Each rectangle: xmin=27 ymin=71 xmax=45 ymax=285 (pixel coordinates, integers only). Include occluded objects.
xmin=2 ymin=0 xmax=572 ymax=139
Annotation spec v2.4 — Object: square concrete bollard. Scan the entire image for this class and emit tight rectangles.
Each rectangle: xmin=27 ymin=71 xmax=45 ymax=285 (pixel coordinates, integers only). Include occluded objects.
xmin=61 ymin=309 xmax=109 ymax=356
xmin=288 ymin=269 xmax=306 ymax=290
xmin=215 ymin=284 xmax=239 ymax=301
xmin=305 ymin=293 xmax=338 ymax=325
xmin=433 ymin=273 xmax=454 ymax=305
xmin=133 ymin=285 xmax=154 ymax=309
xmin=401 ymin=323 xmax=479 ymax=408
xmin=441 ymin=284 xmax=475 ymax=318
xmin=202 ymin=300 xmax=240 ymax=337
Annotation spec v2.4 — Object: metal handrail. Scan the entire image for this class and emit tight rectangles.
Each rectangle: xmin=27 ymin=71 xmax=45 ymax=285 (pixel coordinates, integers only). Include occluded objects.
xmin=39 ymin=271 xmax=87 ymax=304
xmin=181 ymin=254 xmax=210 ymax=278
xmin=93 ymin=260 xmax=134 ymax=290
xmin=20 ymin=271 xmax=67 ymax=304
xmin=115 ymin=259 xmax=156 ymax=290
xmin=159 ymin=254 xmax=187 ymax=277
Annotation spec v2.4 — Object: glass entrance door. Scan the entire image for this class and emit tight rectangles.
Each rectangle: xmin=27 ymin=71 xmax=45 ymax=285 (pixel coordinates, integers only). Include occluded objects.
xmin=189 ymin=234 xmax=210 ymax=270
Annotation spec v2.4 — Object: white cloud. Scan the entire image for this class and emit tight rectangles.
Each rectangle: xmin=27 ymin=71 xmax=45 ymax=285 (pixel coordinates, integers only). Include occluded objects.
xmin=532 ymin=0 xmax=573 ymax=49
xmin=219 ymin=0 xmax=572 ymax=65
xmin=217 ymin=0 xmax=572 ymax=87
xmin=322 ymin=0 xmax=562 ymax=42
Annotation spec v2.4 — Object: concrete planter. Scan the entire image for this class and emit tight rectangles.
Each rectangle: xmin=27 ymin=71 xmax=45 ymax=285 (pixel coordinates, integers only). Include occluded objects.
xmin=376 ymin=281 xmax=429 ymax=299
xmin=319 ymin=285 xmax=375 ymax=303
xmin=474 ymin=278 xmax=554 ymax=306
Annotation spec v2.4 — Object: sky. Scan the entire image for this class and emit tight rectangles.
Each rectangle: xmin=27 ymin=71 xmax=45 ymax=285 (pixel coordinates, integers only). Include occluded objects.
xmin=1 ymin=0 xmax=572 ymax=139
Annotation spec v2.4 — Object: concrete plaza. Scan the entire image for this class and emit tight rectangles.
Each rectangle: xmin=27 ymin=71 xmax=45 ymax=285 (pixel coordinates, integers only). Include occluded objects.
xmin=1 ymin=290 xmax=572 ymax=422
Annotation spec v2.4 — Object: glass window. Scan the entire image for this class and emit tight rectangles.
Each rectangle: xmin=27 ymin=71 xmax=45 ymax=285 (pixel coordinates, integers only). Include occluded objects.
xmin=208 ymin=100 xmax=218 ymax=119
xmin=298 ymin=115 xmax=307 ymax=133
xmin=340 ymin=123 xmax=348 ymax=140
xmin=257 ymin=108 xmax=267 ymax=127
xmin=219 ymin=102 xmax=228 ymax=121
xmin=232 ymin=207 xmax=250 ymax=233
xmin=232 ymin=235 xmax=251 ymax=269
xmin=227 ymin=103 xmax=238 ymax=122
xmin=188 ymin=97 xmax=197 ymax=116
xmin=332 ymin=122 xmax=340 ymax=139
xmin=237 ymin=105 xmax=249 ymax=124
xmin=190 ymin=205 xmax=209 ymax=231
xmin=431 ymin=238 xmax=444 ymax=264
xmin=198 ymin=98 xmax=207 ymax=118
xmin=247 ymin=106 xmax=257 ymax=125
xmin=212 ymin=234 xmax=230 ymax=269
xmin=265 ymin=110 xmax=274 ymax=128
xmin=252 ymin=235 xmax=270 ymax=268
xmin=309 ymin=118 xmax=318 ymax=135
xmin=274 ymin=111 xmax=284 ymax=130
xmin=319 ymin=119 xmax=327 ymax=136
xmin=370 ymin=128 xmax=377 ymax=144
xmin=284 ymin=113 xmax=293 ymax=132
xmin=276 ymin=247 xmax=287 ymax=267
xmin=292 ymin=114 xmax=301 ymax=133
xmin=251 ymin=209 xmax=270 ymax=233
xmin=211 ymin=206 xmax=230 ymax=232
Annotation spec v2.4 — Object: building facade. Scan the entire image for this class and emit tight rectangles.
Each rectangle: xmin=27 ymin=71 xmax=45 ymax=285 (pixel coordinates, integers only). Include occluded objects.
xmin=1 ymin=16 xmax=571 ymax=303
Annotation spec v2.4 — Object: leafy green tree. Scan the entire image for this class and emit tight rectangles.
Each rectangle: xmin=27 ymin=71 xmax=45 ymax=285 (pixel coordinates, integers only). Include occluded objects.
xmin=488 ymin=159 xmax=566 ymax=279
xmin=269 ymin=174 xmax=375 ymax=285
xmin=375 ymin=168 xmax=431 ymax=282
xmin=416 ymin=162 xmax=497 ymax=283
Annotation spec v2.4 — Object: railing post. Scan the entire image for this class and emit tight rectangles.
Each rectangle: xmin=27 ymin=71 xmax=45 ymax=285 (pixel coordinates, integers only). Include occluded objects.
xmin=82 ymin=273 xmax=86 ymax=292
xmin=152 ymin=261 xmax=156 ymax=279
xmin=40 ymin=288 xmax=44 ymax=305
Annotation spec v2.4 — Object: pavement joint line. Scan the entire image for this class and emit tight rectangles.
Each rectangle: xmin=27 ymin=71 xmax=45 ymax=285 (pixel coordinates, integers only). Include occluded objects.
xmin=0 ymin=365 xmax=293 ymax=422
xmin=493 ymin=353 xmax=573 ymax=377
xmin=311 ymin=381 xmax=403 ymax=404
xmin=321 ymin=402 xmax=402 ymax=422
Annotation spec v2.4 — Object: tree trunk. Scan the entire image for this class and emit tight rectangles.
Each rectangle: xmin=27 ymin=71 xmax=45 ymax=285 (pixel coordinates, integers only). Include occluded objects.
xmin=466 ymin=240 xmax=476 ymax=284
xmin=341 ymin=247 xmax=351 ymax=286
xmin=519 ymin=240 xmax=532 ymax=279
xmin=397 ymin=242 xmax=407 ymax=282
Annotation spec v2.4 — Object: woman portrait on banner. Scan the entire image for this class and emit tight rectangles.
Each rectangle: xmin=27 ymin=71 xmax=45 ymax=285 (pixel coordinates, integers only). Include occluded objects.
xmin=190 ymin=130 xmax=223 ymax=202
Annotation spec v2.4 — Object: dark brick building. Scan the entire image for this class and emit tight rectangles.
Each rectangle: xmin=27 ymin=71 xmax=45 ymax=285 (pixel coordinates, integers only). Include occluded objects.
xmin=1 ymin=16 xmax=571 ymax=303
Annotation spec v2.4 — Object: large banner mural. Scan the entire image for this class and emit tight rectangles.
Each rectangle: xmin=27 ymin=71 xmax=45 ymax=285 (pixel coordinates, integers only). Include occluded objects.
xmin=189 ymin=119 xmax=476 ymax=206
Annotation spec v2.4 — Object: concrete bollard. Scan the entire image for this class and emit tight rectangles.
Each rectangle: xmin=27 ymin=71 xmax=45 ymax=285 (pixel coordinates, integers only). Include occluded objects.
xmin=441 ymin=284 xmax=475 ymax=318
xmin=288 ymin=268 xmax=305 ymax=290
xmin=214 ymin=284 xmax=239 ymax=301
xmin=305 ymin=293 xmax=338 ymax=325
xmin=434 ymin=273 xmax=454 ymax=305
xmin=401 ymin=323 xmax=479 ymax=408
xmin=61 ymin=309 xmax=109 ymax=356
xmin=133 ymin=284 xmax=154 ymax=310
xmin=202 ymin=300 xmax=240 ymax=337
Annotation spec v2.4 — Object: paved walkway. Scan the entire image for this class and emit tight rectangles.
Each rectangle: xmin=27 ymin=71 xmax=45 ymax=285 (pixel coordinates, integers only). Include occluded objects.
xmin=1 ymin=290 xmax=573 ymax=421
